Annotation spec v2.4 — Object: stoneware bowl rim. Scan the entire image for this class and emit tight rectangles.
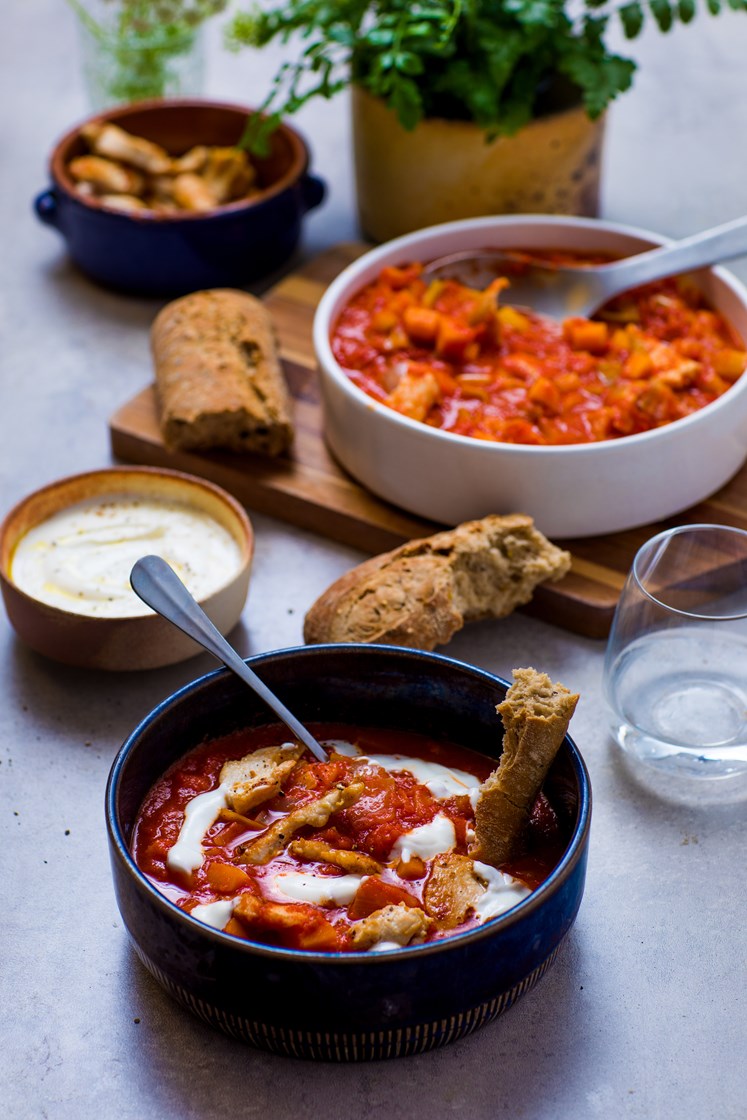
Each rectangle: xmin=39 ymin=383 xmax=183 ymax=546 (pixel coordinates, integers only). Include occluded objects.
xmin=49 ymin=97 xmax=311 ymax=222
xmin=313 ymin=213 xmax=747 ymax=459
xmin=106 ymin=642 xmax=592 ymax=964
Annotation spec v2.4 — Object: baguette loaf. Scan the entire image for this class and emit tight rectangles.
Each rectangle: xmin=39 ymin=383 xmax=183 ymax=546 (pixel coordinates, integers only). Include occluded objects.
xmin=471 ymin=668 xmax=579 ymax=867
xmin=303 ymin=513 xmax=571 ymax=650
xmin=151 ymin=288 xmax=293 ymax=456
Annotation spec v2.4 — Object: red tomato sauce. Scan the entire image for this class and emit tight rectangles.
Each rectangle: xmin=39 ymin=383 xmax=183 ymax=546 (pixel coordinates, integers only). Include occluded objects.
xmin=132 ymin=723 xmax=568 ymax=953
xmin=331 ymin=256 xmax=746 ymax=445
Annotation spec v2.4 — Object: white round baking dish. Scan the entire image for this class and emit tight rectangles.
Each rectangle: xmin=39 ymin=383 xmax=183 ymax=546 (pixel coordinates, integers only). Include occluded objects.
xmin=313 ymin=215 xmax=747 ymax=539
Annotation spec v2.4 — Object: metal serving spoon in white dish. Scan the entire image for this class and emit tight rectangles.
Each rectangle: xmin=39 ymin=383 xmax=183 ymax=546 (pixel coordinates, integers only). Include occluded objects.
xmin=130 ymin=554 xmax=328 ymax=763
xmin=422 ymin=214 xmax=747 ymax=319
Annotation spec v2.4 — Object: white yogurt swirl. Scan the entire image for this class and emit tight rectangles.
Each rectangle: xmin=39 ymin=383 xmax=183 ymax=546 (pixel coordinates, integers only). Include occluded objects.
xmin=11 ymin=493 xmax=243 ymax=617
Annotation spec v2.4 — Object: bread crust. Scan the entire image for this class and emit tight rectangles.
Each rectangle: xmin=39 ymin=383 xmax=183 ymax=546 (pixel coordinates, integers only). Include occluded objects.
xmin=303 ymin=513 xmax=571 ymax=650
xmin=151 ymin=288 xmax=293 ymax=456
xmin=471 ymin=667 xmax=579 ymax=867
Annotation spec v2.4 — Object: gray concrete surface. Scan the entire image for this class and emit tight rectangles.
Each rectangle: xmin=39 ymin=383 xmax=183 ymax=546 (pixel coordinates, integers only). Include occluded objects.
xmin=1 ymin=4 xmax=746 ymax=1118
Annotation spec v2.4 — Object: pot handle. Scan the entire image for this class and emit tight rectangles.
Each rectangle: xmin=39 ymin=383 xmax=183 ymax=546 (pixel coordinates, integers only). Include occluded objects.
xmin=299 ymin=173 xmax=326 ymax=214
xmin=34 ymin=188 xmax=61 ymax=230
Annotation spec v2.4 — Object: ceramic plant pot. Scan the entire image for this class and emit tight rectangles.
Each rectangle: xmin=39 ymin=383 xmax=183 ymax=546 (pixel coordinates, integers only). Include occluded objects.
xmin=352 ymin=87 xmax=605 ymax=243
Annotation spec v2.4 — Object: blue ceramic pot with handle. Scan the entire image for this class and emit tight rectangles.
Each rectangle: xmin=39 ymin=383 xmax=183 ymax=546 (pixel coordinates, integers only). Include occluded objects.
xmin=106 ymin=643 xmax=591 ymax=1061
xmin=34 ymin=99 xmax=325 ymax=297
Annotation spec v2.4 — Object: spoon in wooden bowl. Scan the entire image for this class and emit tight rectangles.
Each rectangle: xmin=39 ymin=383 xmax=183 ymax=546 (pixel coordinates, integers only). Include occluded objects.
xmin=130 ymin=554 xmax=328 ymax=763
xmin=422 ymin=214 xmax=747 ymax=320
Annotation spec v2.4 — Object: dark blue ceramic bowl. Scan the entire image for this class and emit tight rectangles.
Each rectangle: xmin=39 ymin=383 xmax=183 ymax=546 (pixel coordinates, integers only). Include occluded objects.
xmin=106 ymin=644 xmax=591 ymax=1060
xmin=34 ymin=99 xmax=325 ymax=297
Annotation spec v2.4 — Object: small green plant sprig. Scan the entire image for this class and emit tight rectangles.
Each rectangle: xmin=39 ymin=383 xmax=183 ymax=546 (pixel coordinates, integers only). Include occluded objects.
xmin=68 ymin=0 xmax=229 ymax=102
xmin=228 ymin=0 xmax=746 ymax=150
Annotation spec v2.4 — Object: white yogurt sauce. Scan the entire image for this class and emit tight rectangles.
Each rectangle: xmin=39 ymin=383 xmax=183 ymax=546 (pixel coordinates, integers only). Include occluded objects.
xmin=328 ymin=740 xmax=481 ymax=804
xmin=472 ymin=860 xmax=531 ymax=920
xmin=271 ymin=871 xmax=364 ymax=907
xmin=11 ymin=493 xmax=243 ymax=617
xmin=167 ymin=785 xmax=229 ymax=875
xmin=368 ymin=940 xmax=403 ymax=954
xmin=190 ymin=898 xmax=235 ymax=930
xmin=390 ymin=814 xmax=457 ymax=861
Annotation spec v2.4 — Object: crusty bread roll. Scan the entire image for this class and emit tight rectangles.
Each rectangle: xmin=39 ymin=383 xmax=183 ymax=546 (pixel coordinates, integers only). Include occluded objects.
xmin=471 ymin=667 xmax=579 ymax=867
xmin=151 ymin=288 xmax=293 ymax=456
xmin=303 ymin=513 xmax=571 ymax=650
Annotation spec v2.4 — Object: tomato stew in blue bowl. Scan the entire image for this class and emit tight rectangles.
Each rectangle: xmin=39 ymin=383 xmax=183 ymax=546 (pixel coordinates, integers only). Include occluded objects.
xmin=34 ymin=99 xmax=325 ymax=297
xmin=106 ymin=643 xmax=591 ymax=1061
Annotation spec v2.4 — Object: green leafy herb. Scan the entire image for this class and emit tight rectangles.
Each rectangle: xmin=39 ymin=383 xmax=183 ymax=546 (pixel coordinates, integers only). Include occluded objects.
xmin=227 ymin=0 xmax=746 ymax=151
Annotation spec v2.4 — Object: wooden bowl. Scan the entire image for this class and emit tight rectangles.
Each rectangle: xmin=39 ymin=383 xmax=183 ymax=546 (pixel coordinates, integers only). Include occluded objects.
xmin=0 ymin=466 xmax=253 ymax=670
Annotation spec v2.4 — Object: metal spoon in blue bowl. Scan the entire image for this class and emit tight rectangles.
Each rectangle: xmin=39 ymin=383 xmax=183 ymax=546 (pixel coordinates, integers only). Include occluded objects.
xmin=130 ymin=554 xmax=328 ymax=763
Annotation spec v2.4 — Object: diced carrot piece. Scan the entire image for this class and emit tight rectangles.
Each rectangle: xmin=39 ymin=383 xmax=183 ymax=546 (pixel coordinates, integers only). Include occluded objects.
xmin=206 ymin=862 xmax=253 ymax=893
xmin=396 ymin=856 xmax=427 ymax=881
xmin=527 ymin=376 xmax=561 ymax=413
xmin=564 ymin=318 xmax=609 ymax=353
xmin=500 ymin=419 xmax=542 ymax=444
xmin=403 ymin=305 xmax=440 ymax=346
xmin=555 ymin=372 xmax=580 ymax=393
xmin=348 ymin=876 xmax=420 ymax=920
xmin=372 ymin=309 xmax=398 ymax=333
xmin=224 ymin=917 xmax=249 ymax=939
xmin=392 ymin=290 xmax=416 ymax=313
xmin=623 ymin=350 xmax=654 ymax=379
xmin=610 ymin=327 xmax=631 ymax=351
xmin=436 ymin=319 xmax=476 ymax=362
xmin=295 ymin=919 xmax=343 ymax=952
xmin=712 ymin=348 xmax=746 ymax=380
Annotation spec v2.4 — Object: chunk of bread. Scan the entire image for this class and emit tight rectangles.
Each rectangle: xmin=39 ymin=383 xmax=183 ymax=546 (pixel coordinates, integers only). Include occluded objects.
xmin=151 ymin=288 xmax=294 ymax=455
xmin=471 ymin=668 xmax=579 ymax=867
xmin=303 ymin=513 xmax=570 ymax=650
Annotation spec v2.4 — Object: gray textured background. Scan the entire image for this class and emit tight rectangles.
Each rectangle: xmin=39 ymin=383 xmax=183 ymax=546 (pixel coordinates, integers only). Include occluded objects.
xmin=1 ymin=4 xmax=746 ymax=1117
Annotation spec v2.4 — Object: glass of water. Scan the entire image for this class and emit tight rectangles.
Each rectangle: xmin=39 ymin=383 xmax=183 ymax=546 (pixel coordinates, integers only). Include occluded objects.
xmin=603 ymin=523 xmax=747 ymax=779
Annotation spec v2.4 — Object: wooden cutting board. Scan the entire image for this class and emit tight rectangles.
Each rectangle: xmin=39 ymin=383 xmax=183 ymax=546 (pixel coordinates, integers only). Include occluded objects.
xmin=109 ymin=242 xmax=747 ymax=640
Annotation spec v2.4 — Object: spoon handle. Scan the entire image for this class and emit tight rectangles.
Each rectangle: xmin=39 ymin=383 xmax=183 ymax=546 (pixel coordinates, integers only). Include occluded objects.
xmin=130 ymin=555 xmax=327 ymax=763
xmin=600 ymin=215 xmax=747 ymax=295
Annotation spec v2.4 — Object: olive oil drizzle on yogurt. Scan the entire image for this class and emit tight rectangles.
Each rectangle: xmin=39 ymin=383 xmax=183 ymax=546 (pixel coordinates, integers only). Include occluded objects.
xmin=11 ymin=493 xmax=243 ymax=618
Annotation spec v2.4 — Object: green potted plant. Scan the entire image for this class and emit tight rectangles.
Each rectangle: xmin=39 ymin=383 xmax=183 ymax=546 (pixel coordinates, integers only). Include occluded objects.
xmin=228 ymin=0 xmax=743 ymax=241
xmin=67 ymin=0 xmax=229 ymax=108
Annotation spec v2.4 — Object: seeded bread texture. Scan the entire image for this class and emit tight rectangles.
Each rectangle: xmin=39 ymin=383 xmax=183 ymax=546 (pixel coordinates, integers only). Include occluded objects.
xmin=151 ymin=288 xmax=293 ymax=456
xmin=303 ymin=513 xmax=571 ymax=650
xmin=471 ymin=667 xmax=579 ymax=867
